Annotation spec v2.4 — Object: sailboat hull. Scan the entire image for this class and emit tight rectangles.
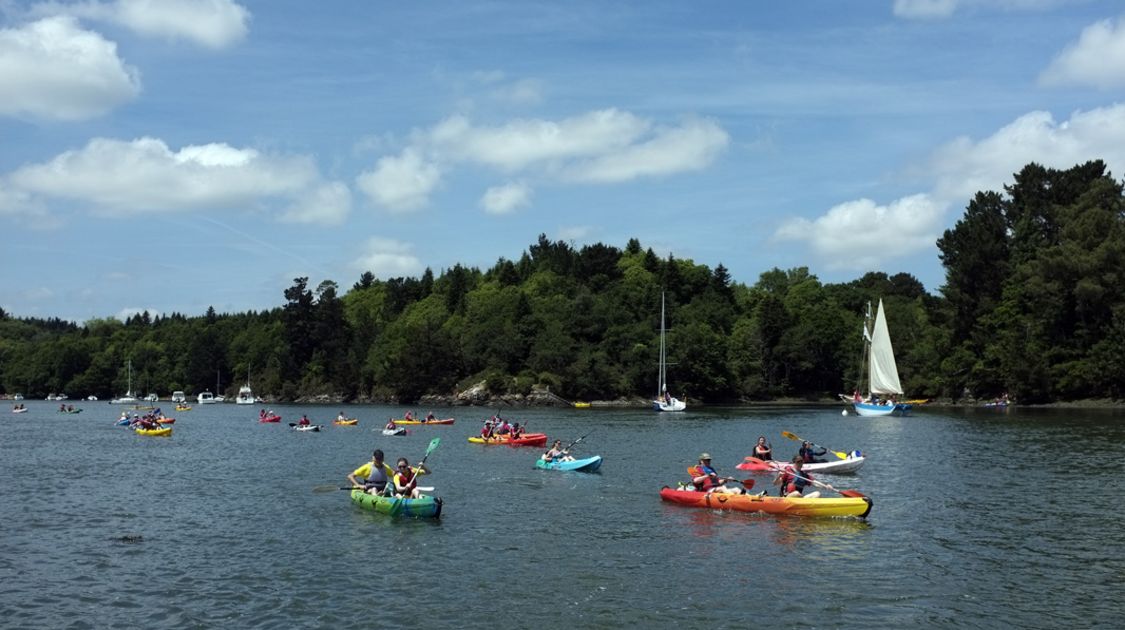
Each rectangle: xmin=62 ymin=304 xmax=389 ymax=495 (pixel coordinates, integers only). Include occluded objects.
xmin=853 ymin=401 xmax=911 ymax=417
xmin=653 ymin=398 xmax=686 ymax=412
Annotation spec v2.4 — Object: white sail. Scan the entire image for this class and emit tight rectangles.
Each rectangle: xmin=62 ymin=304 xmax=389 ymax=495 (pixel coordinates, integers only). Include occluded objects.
xmin=868 ymin=299 xmax=903 ymax=395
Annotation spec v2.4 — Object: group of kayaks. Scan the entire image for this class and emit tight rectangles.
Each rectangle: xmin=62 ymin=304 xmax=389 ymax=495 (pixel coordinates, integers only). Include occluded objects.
xmin=116 ymin=413 xmax=174 ymax=437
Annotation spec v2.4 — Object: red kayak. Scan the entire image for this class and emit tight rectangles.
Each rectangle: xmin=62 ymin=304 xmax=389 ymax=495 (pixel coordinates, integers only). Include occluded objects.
xmin=259 ymin=415 xmax=281 ymax=423
xmin=467 ymin=433 xmax=548 ymax=447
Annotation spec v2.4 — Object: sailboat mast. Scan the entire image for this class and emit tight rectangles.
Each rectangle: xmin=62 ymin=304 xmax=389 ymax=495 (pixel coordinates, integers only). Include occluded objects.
xmin=658 ymin=292 xmax=667 ymax=397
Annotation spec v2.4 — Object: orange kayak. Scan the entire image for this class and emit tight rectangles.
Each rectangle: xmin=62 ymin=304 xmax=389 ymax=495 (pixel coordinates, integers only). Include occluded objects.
xmin=467 ymin=433 xmax=547 ymax=447
xmin=659 ymin=487 xmax=872 ymax=518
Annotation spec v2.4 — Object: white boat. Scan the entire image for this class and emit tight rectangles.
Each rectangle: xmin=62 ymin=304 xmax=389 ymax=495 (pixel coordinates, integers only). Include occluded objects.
xmin=46 ymin=393 xmax=68 ymax=401
xmin=110 ymin=361 xmax=139 ymax=404
xmin=171 ymin=391 xmax=186 ymax=403
xmin=652 ymin=291 xmax=686 ymax=412
xmin=13 ymin=393 xmax=23 ymax=401
xmin=842 ymin=299 xmax=911 ymax=417
xmin=86 ymin=395 xmax=98 ymax=401
xmin=235 ymin=365 xmax=256 ymax=404
xmin=144 ymin=393 xmax=158 ymax=402
xmin=197 ymin=390 xmax=215 ymax=404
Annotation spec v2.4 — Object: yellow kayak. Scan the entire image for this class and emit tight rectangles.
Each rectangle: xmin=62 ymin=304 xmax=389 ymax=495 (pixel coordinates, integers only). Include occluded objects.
xmin=135 ymin=427 xmax=172 ymax=437
xmin=333 ymin=419 xmax=359 ymax=426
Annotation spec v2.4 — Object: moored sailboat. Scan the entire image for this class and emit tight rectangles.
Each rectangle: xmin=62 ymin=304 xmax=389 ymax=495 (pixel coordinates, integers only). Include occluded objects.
xmin=653 ymin=292 xmax=686 ymax=412
xmin=843 ymin=299 xmax=911 ymax=417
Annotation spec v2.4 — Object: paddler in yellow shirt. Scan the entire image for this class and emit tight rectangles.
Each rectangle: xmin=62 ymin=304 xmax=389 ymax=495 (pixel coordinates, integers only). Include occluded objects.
xmin=347 ymin=449 xmax=395 ymax=496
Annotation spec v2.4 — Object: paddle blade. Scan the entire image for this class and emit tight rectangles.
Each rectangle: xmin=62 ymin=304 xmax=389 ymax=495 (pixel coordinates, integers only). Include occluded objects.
xmin=782 ymin=431 xmax=800 ymax=441
xmin=425 ymin=437 xmax=441 ymax=455
xmin=740 ymin=479 xmax=755 ymax=490
xmin=839 ymin=489 xmax=867 ymax=498
xmin=832 ymin=450 xmax=849 ymax=460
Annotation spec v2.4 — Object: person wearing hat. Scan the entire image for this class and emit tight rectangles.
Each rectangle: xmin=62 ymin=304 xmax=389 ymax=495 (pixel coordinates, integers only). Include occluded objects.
xmin=689 ymin=453 xmax=745 ymax=495
xmin=798 ymin=441 xmax=827 ymax=464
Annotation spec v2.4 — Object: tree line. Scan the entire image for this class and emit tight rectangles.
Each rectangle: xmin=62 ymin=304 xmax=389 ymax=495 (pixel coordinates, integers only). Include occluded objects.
xmin=2 ymin=160 xmax=1122 ymax=404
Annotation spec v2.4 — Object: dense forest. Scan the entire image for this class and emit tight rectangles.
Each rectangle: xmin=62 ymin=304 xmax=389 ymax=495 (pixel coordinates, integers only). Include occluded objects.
xmin=2 ymin=161 xmax=1123 ymax=405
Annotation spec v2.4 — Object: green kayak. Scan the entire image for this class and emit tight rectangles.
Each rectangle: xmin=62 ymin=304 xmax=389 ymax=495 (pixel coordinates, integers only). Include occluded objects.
xmin=349 ymin=489 xmax=442 ymax=518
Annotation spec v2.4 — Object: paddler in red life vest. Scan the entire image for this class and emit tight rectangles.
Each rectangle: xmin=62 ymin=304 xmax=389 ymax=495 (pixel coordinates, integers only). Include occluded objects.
xmin=348 ymin=449 xmax=395 ymax=496
xmin=776 ymin=457 xmax=817 ymax=497
xmin=403 ymin=410 xmax=414 ymax=421
xmin=385 ymin=418 xmax=397 ymax=431
xmin=392 ymin=457 xmax=430 ymax=499
xmin=481 ymin=420 xmax=493 ymax=439
xmin=689 ymin=453 xmax=744 ymax=495
xmin=298 ymin=415 xmax=311 ymax=426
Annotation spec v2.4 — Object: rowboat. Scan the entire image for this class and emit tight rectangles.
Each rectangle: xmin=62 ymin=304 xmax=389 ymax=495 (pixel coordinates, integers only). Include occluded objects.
xmin=134 ymin=427 xmax=172 ymax=437
xmin=350 ymin=489 xmax=442 ymax=518
xmin=535 ymin=455 xmax=602 ymax=472
xmin=392 ymin=418 xmax=454 ymax=425
xmin=468 ymin=433 xmax=548 ymax=447
xmin=333 ymin=419 xmax=359 ymax=426
xmin=736 ymin=455 xmax=865 ymax=475
xmin=659 ymin=487 xmax=872 ymax=518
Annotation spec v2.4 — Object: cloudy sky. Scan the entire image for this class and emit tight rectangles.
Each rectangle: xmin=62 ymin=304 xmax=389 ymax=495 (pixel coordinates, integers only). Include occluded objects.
xmin=3 ymin=0 xmax=1125 ymax=322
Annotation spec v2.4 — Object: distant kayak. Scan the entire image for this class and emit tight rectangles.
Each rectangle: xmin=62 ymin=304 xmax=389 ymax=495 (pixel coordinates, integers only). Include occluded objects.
xmin=381 ymin=427 xmax=408 ymax=436
xmin=134 ymin=427 xmax=172 ymax=437
xmin=333 ymin=419 xmax=359 ymax=426
xmin=393 ymin=418 xmax=454 ymax=425
xmin=57 ymin=409 xmax=83 ymax=414
xmin=259 ymin=415 xmax=281 ymax=423
xmin=535 ymin=455 xmax=602 ymax=473
xmin=291 ymin=424 xmax=321 ymax=432
xmin=12 ymin=408 xmax=28 ymax=414
xmin=736 ymin=455 xmax=865 ymax=475
xmin=659 ymin=487 xmax=872 ymax=518
xmin=468 ymin=433 xmax=548 ymax=447
xmin=350 ymin=489 xmax=442 ymax=518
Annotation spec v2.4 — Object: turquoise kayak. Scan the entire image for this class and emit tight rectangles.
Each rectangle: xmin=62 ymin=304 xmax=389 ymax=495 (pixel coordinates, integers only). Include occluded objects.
xmin=349 ymin=489 xmax=442 ymax=518
xmin=535 ymin=455 xmax=602 ymax=473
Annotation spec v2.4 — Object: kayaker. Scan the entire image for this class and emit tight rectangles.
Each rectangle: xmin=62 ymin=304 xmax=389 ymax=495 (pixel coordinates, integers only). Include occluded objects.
xmin=752 ymin=436 xmax=772 ymax=461
xmin=776 ymin=457 xmax=815 ymax=497
xmin=424 ymin=411 xmax=436 ymax=423
xmin=481 ymin=420 xmax=494 ymax=439
xmin=385 ymin=418 xmax=397 ymax=431
xmin=298 ymin=415 xmax=311 ymax=426
xmin=337 ymin=411 xmax=348 ymax=422
xmin=543 ymin=440 xmax=575 ymax=462
xmin=690 ymin=453 xmax=744 ymax=495
xmin=348 ymin=449 xmax=395 ymax=496
xmin=510 ymin=422 xmax=524 ymax=440
xmin=798 ymin=441 xmax=827 ymax=463
xmin=392 ymin=457 xmax=430 ymax=499
xmin=404 ymin=410 xmax=415 ymax=421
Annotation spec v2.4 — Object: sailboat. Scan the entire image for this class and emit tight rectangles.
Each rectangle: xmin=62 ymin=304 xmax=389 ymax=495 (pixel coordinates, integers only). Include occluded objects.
xmin=235 ymin=364 xmax=256 ymax=405
xmin=110 ymin=360 xmax=139 ymax=404
xmin=843 ymin=299 xmax=911 ymax=417
xmin=653 ymin=292 xmax=686 ymax=412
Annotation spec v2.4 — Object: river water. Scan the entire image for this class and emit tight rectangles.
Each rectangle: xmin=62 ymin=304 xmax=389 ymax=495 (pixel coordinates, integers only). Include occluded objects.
xmin=2 ymin=402 xmax=1123 ymax=628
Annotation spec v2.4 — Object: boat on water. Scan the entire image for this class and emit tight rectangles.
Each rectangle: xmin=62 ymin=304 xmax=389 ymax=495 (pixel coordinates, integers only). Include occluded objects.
xmin=235 ymin=364 xmax=256 ymax=405
xmin=171 ymin=391 xmax=186 ymax=403
xmin=46 ymin=393 xmax=68 ymax=401
xmin=110 ymin=360 xmax=139 ymax=405
xmin=144 ymin=393 xmax=158 ymax=402
xmin=841 ymin=299 xmax=912 ymax=417
xmin=535 ymin=455 xmax=603 ymax=473
xmin=382 ymin=427 xmax=408 ymax=436
xmin=292 ymin=424 xmax=321 ymax=432
xmin=736 ymin=454 xmax=866 ymax=475
xmin=393 ymin=418 xmax=454 ymax=425
xmin=135 ymin=426 xmax=172 ymax=437
xmin=349 ymin=489 xmax=442 ymax=518
xmin=334 ymin=418 xmax=359 ymax=426
xmin=197 ymin=391 xmax=216 ymax=404
xmin=653 ymin=292 xmax=686 ymax=412
xmin=468 ymin=433 xmax=548 ymax=447
xmin=12 ymin=407 xmax=28 ymax=414
xmin=86 ymin=395 xmax=98 ymax=401
xmin=659 ymin=487 xmax=872 ymax=518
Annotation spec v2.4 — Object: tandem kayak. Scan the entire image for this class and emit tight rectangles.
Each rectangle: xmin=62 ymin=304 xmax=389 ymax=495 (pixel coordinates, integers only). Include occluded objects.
xmin=736 ymin=455 xmax=866 ymax=475
xmin=134 ymin=427 xmax=172 ymax=437
xmin=259 ymin=415 xmax=281 ymax=423
xmin=12 ymin=408 xmax=29 ymax=414
xmin=333 ymin=419 xmax=359 ymax=426
xmin=535 ymin=455 xmax=602 ymax=473
xmin=381 ymin=427 xmax=408 ymax=436
xmin=349 ymin=489 xmax=442 ymax=518
xmin=659 ymin=487 xmax=872 ymax=518
xmin=468 ymin=433 xmax=548 ymax=447
xmin=57 ymin=409 xmax=83 ymax=414
xmin=393 ymin=418 xmax=454 ymax=425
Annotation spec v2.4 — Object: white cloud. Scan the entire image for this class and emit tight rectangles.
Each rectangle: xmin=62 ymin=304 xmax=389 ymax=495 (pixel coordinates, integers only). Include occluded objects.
xmin=927 ymin=105 xmax=1125 ymax=205
xmin=34 ymin=0 xmax=250 ymax=49
xmin=355 ymin=148 xmax=442 ymax=212
xmin=115 ymin=307 xmax=161 ymax=321
xmin=0 ymin=16 xmax=140 ymax=120
xmin=557 ymin=225 xmax=593 ymax=241
xmin=564 ymin=117 xmax=730 ymax=183
xmin=480 ymin=182 xmax=532 ymax=215
xmin=7 ymin=136 xmax=333 ymax=219
xmin=1040 ymin=18 xmax=1125 ymax=89
xmin=489 ymin=78 xmax=544 ymax=106
xmin=775 ymin=195 xmax=946 ymax=271
xmin=351 ymin=237 xmax=424 ymax=279
xmin=280 ymin=182 xmax=351 ymax=225
xmin=893 ymin=0 xmax=957 ymax=19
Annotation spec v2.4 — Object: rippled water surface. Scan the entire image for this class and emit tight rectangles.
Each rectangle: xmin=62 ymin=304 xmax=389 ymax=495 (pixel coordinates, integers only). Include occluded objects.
xmin=3 ymin=402 xmax=1124 ymax=628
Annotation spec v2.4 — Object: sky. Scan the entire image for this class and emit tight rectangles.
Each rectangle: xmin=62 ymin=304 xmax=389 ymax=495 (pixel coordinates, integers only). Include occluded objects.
xmin=4 ymin=0 xmax=1125 ymax=322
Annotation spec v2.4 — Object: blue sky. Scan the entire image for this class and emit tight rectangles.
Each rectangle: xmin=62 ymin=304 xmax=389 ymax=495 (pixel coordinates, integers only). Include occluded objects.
xmin=4 ymin=0 xmax=1125 ymax=322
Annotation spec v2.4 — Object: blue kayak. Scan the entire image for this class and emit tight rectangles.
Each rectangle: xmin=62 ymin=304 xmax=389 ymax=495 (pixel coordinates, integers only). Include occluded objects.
xmin=535 ymin=455 xmax=602 ymax=473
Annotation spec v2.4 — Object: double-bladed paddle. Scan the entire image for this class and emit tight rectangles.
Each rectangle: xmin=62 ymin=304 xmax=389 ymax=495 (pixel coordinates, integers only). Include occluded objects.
xmin=746 ymin=456 xmax=867 ymax=498
xmin=781 ymin=431 xmax=849 ymax=460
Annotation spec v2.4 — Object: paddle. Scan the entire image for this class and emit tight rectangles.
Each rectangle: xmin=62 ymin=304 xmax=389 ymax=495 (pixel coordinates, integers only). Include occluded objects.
xmin=781 ymin=431 xmax=849 ymax=460
xmin=314 ymin=485 xmax=434 ymax=493
xmin=750 ymin=457 xmax=866 ymax=498
xmin=399 ymin=437 xmax=441 ymax=495
xmin=562 ymin=430 xmax=594 ymax=452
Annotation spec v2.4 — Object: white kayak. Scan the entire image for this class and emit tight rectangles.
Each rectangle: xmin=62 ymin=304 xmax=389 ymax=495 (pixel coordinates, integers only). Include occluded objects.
xmin=291 ymin=424 xmax=322 ymax=432
xmin=737 ymin=455 xmax=866 ymax=475
xmin=381 ymin=427 xmax=408 ymax=436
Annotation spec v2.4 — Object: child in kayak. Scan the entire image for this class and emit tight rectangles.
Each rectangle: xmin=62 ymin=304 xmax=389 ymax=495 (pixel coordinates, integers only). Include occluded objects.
xmin=392 ymin=458 xmax=430 ymax=499
xmin=689 ymin=453 xmax=745 ymax=495
xmin=348 ymin=449 xmax=395 ymax=496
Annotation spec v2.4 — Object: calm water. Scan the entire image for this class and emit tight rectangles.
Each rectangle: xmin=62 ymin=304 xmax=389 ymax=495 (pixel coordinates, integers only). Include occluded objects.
xmin=2 ymin=402 xmax=1123 ymax=629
